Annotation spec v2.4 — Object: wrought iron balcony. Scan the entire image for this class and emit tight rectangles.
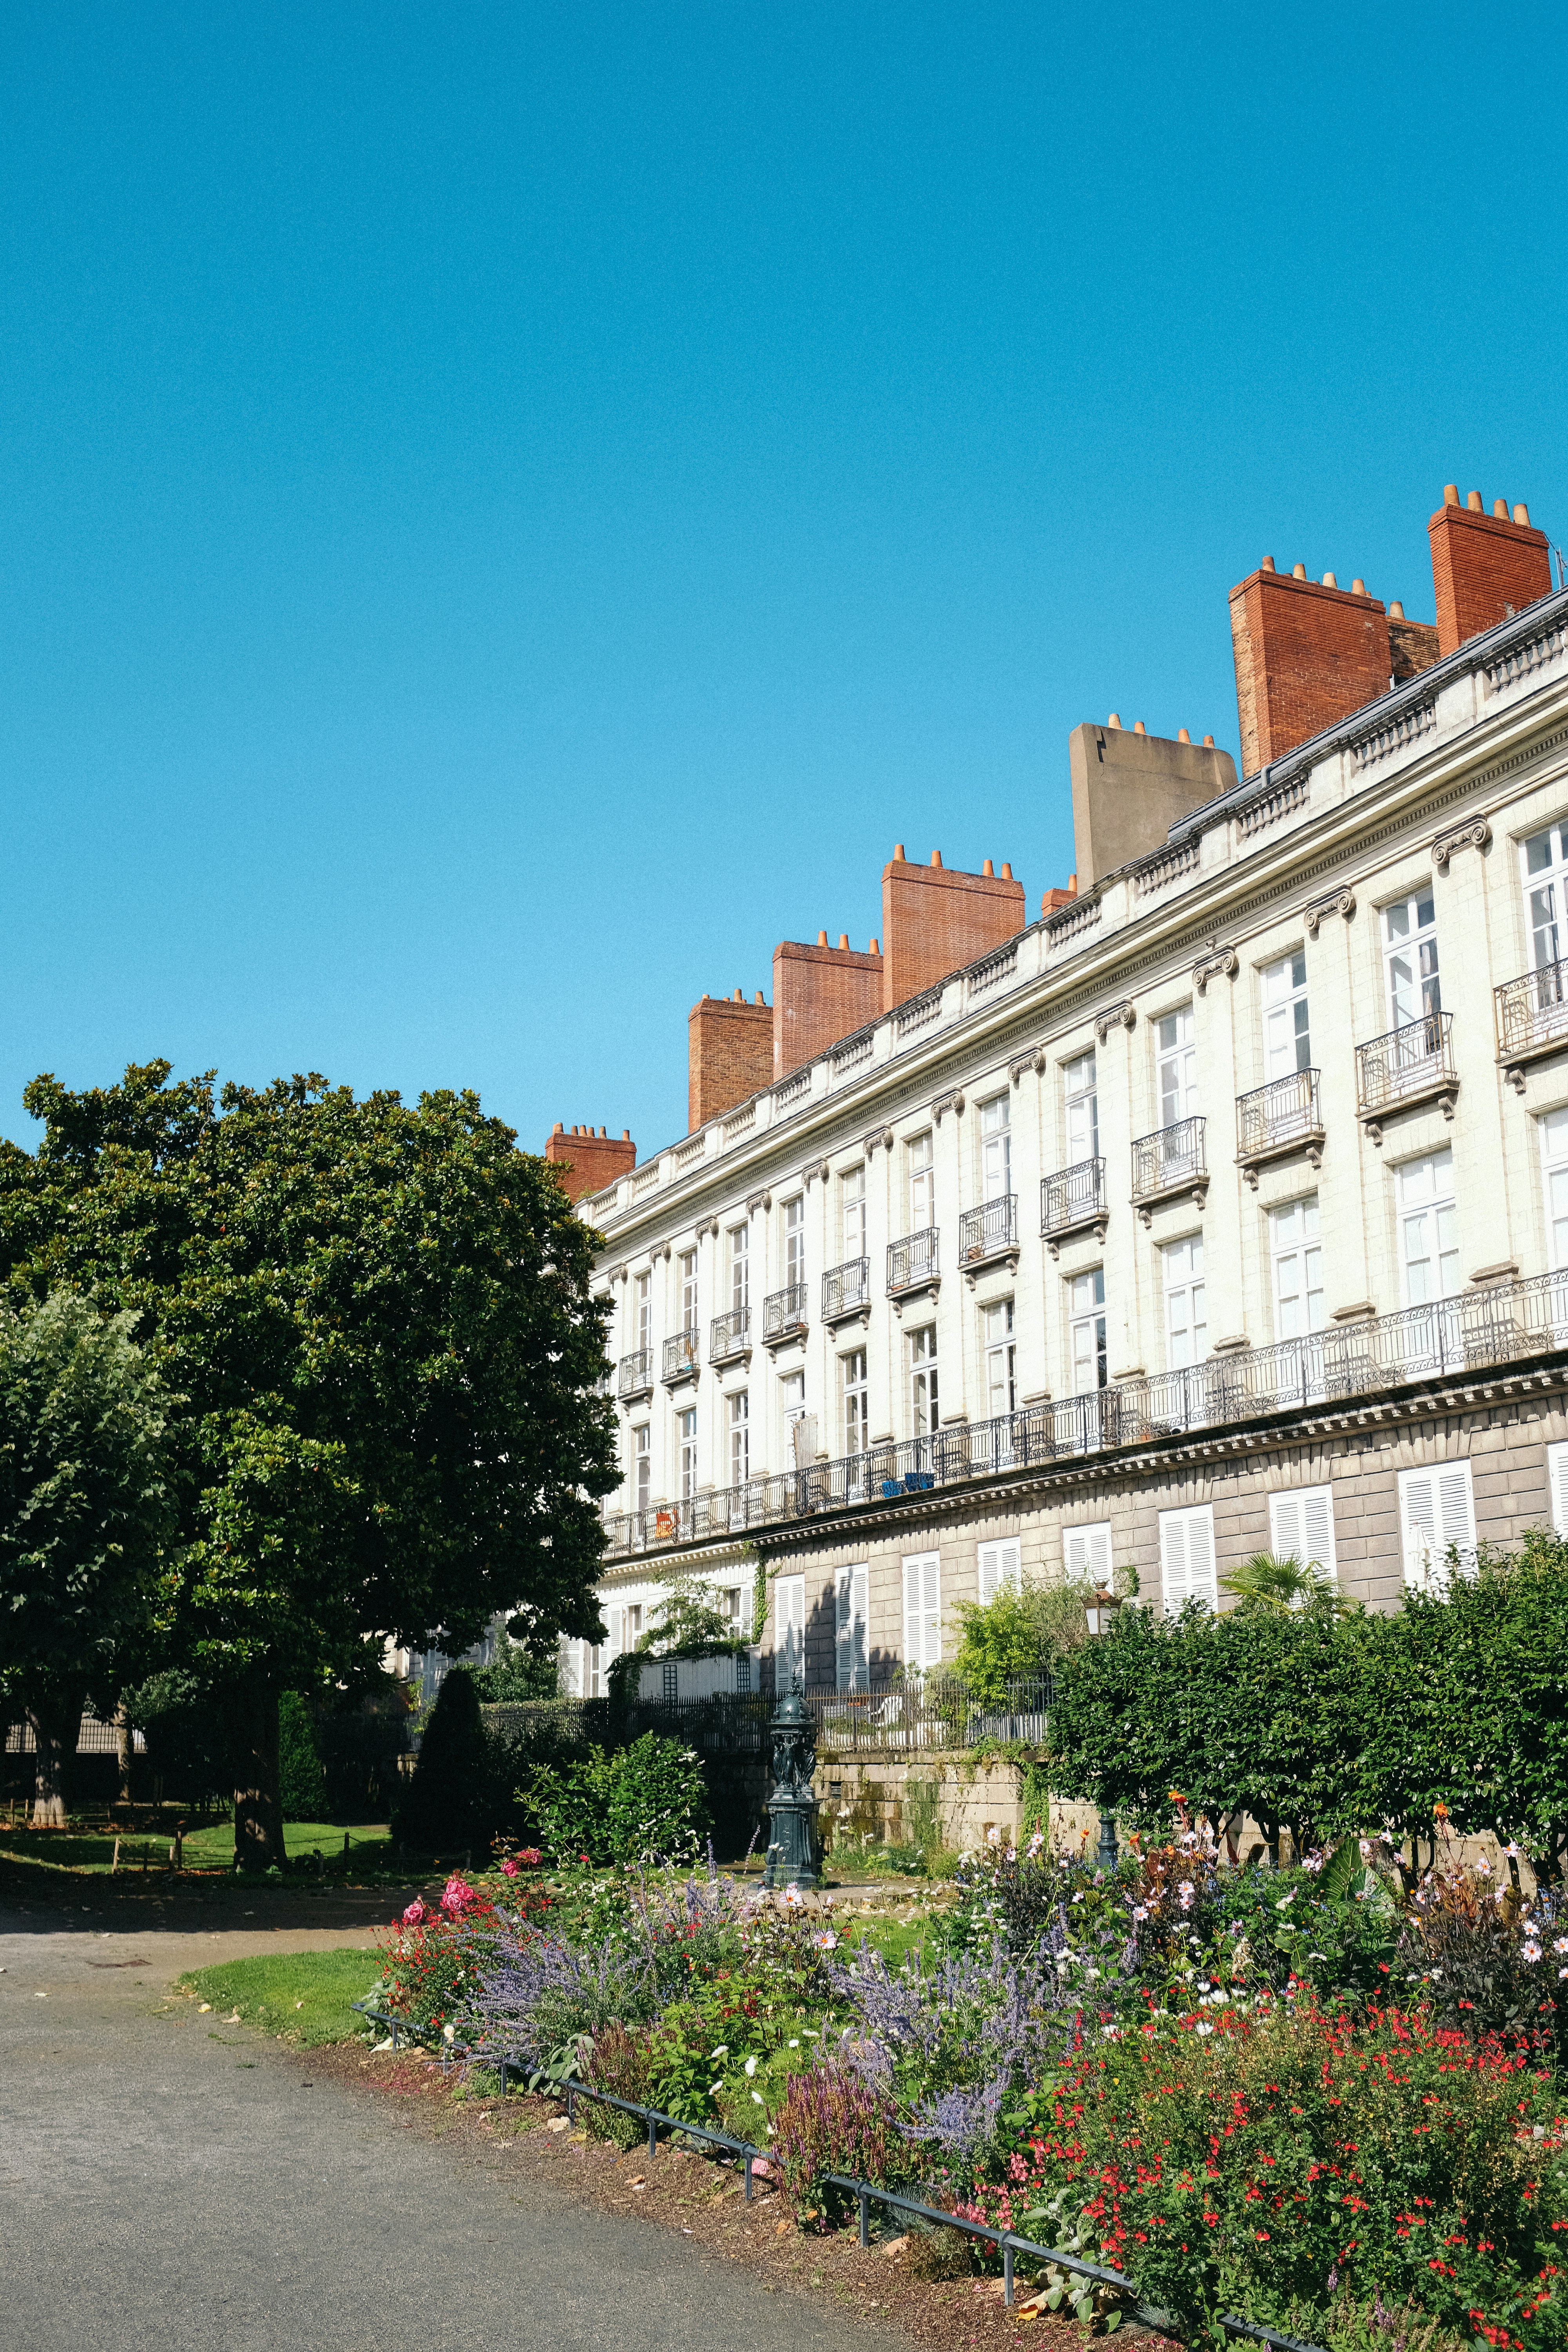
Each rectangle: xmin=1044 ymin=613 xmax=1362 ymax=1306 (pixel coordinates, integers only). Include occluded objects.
xmin=887 ymin=1227 xmax=940 ymax=1296
xmin=1235 ymin=1069 xmax=1324 ymax=1184
xmin=662 ymin=1330 xmax=701 ymax=1385
xmin=822 ymin=1256 xmax=872 ymax=1324
xmin=958 ymin=1194 xmax=1018 ymax=1272
xmin=1040 ymin=1158 xmax=1107 ymax=1252
xmin=709 ymin=1306 xmax=751 ymax=1365
xmin=1355 ymin=1011 xmax=1457 ymax=1139
xmin=1130 ymin=1116 xmax=1207 ymax=1220
xmin=1496 ymin=958 xmax=1568 ymax=1076
xmin=617 ymin=1347 xmax=653 ymax=1401
xmin=763 ymin=1283 xmax=808 ymax=1343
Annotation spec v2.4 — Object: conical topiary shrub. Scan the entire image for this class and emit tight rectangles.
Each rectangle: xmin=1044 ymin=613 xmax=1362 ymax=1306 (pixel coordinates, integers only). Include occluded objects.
xmin=391 ymin=1667 xmax=495 ymax=1857
xmin=278 ymin=1691 xmax=328 ymax=1820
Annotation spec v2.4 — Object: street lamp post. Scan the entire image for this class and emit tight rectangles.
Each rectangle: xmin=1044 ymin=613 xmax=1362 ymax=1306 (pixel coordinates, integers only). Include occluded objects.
xmin=1083 ymin=1588 xmax=1122 ymax=1871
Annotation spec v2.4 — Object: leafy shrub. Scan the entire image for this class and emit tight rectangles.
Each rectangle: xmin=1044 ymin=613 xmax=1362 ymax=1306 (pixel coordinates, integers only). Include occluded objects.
xmin=1400 ymin=1861 xmax=1566 ymax=2056
xmin=525 ymin=1734 xmax=710 ymax=1866
xmin=951 ymin=1581 xmax=1085 ymax=1706
xmin=583 ymin=2019 xmax=651 ymax=2148
xmin=370 ymin=1874 xmax=504 ymax=2036
xmin=392 ymin=1668 xmax=500 ymax=1855
xmin=771 ymin=2060 xmax=908 ymax=2221
xmin=278 ymin=1692 xmax=327 ymax=1819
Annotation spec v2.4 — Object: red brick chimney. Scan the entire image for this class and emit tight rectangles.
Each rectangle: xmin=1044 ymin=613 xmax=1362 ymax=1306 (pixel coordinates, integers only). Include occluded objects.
xmin=1229 ymin=563 xmax=1392 ymax=776
xmin=880 ymin=849 xmax=1025 ymax=1013
xmin=544 ymin=1122 xmax=636 ymax=1205
xmin=772 ymin=932 xmax=883 ymax=1079
xmin=1428 ymin=487 xmax=1552 ymax=657
xmin=688 ymin=989 xmax=772 ymax=1130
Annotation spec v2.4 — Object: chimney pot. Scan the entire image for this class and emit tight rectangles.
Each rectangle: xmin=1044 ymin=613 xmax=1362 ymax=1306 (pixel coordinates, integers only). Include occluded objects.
xmin=1177 ymin=726 xmax=1191 ymax=743
xmin=1443 ymin=484 xmax=1460 ymax=507
xmin=1466 ymin=490 xmax=1484 ymax=512
xmin=1514 ymin=503 xmax=1531 ymax=526
xmin=1201 ymin=734 xmax=1214 ymax=748
xmin=893 ymin=842 xmax=906 ymax=862
xmin=552 ymin=1121 xmax=563 ymax=1133
xmin=733 ymin=988 xmax=743 ymax=1002
xmin=755 ymin=991 xmax=765 ymax=1005
xmin=1107 ymin=711 xmax=1122 ymax=728
xmin=1068 ymin=872 xmax=1077 ymax=893
xmin=1132 ymin=719 xmax=1145 ymax=734
xmin=1292 ymin=563 xmax=1307 ymax=579
xmin=1389 ymin=600 xmax=1405 ymax=619
xmin=930 ymin=850 xmax=943 ymax=867
xmin=1000 ymin=862 xmax=1012 ymax=880
xmin=869 ymin=936 xmax=880 ymax=955
xmin=1351 ymin=578 xmax=1366 ymax=596
xmin=1261 ymin=556 xmax=1276 ymax=571
xmin=817 ymin=929 xmax=829 ymax=947
xmin=1321 ymin=572 xmax=1338 ymax=589
xmin=837 ymin=933 xmax=849 ymax=951
xmin=1494 ymin=499 xmax=1510 ymax=519
xmin=621 ymin=1129 xmax=630 ymax=1140
xmin=982 ymin=858 xmax=994 ymax=877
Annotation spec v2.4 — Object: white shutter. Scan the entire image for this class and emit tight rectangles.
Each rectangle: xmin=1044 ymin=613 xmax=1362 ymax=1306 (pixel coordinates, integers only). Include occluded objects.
xmin=1269 ymin=1485 xmax=1337 ymax=1585
xmin=977 ymin=1539 xmax=1022 ymax=1602
xmin=775 ymin=1575 xmax=805 ymax=1689
xmin=1160 ymin=1506 xmax=1215 ymax=1613
xmin=1550 ymin=1442 xmax=1568 ymax=1535
xmin=903 ymin=1553 xmax=941 ymax=1669
xmin=1437 ymin=1465 xmax=1477 ymax=1577
xmin=1269 ymin=1490 xmax=1304 ymax=1566
xmin=1401 ymin=1469 xmax=1439 ymax=1590
xmin=837 ymin=1564 xmax=869 ymax=1691
xmin=1063 ymin=1523 xmax=1111 ymax=1586
xmin=1400 ymin=1464 xmax=1474 ymax=1591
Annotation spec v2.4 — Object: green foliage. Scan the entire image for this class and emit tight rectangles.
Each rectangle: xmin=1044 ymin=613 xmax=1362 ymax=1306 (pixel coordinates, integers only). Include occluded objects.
xmin=603 ymin=1574 xmax=749 ymax=1704
xmin=277 ymin=1691 xmax=327 ymax=1820
xmin=524 ymin=1732 xmax=710 ymax=1865
xmin=392 ymin=1667 xmax=498 ymax=1855
xmin=950 ymin=1579 xmax=1085 ymax=1706
xmin=471 ymin=1643 xmax=559 ymax=1703
xmin=1219 ymin=1548 xmax=1338 ymax=1614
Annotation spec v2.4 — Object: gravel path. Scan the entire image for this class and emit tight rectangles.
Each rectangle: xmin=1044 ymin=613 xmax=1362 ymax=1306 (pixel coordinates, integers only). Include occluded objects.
xmin=0 ymin=1892 xmax=893 ymax=2352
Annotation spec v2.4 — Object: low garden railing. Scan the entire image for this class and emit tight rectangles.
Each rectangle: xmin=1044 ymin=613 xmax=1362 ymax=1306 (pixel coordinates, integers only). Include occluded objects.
xmin=600 ymin=1264 xmax=1568 ymax=1561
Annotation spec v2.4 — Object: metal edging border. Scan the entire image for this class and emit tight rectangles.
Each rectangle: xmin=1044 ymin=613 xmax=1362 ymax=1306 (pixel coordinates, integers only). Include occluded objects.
xmin=352 ymin=2006 xmax=1327 ymax=2350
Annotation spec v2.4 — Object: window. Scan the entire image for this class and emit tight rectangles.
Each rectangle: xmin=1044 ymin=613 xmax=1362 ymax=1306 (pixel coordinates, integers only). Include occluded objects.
xmin=907 ymin=1133 xmax=935 ymax=1228
xmin=633 ymin=1424 xmax=651 ymax=1514
xmin=977 ymin=1539 xmax=1022 ymax=1602
xmin=842 ymin=1348 xmax=869 ymax=1454
xmin=835 ymin=1564 xmax=869 ymax=1692
xmin=909 ymin=1326 xmax=939 ymax=1437
xmin=1548 ymin=1441 xmax=1568 ymax=1535
xmin=1064 ymin=1051 xmax=1098 ymax=1161
xmin=1522 ymin=822 xmax=1568 ymax=969
xmin=1063 ymin=1522 xmax=1112 ymax=1587
xmin=984 ymin=1298 xmax=1016 ymax=1417
xmin=1159 ymin=1504 xmax=1216 ymax=1613
xmin=729 ymin=1223 xmax=750 ymax=1312
xmin=1398 ymin=1150 xmax=1458 ymax=1304
xmin=781 ymin=1368 xmax=806 ymax=1424
xmin=624 ymin=1602 xmax=644 ymax=1641
xmin=1385 ymin=891 xmax=1440 ymax=1026
xmin=979 ymin=1093 xmax=1012 ymax=1196
xmin=841 ymin=1166 xmax=866 ymax=1259
xmin=1541 ymin=1109 xmax=1568 ymax=1270
xmin=783 ymin=1195 xmax=806 ymax=1289
xmin=1398 ymin=1461 xmax=1476 ymax=1592
xmin=720 ymin=1584 xmax=746 ymax=1632
xmin=1156 ymin=1006 xmax=1198 ymax=1125
xmin=634 ymin=1270 xmax=652 ymax=1355
xmin=1268 ymin=1486 xmax=1337 ymax=1584
xmin=728 ymin=1389 xmax=750 ymax=1486
xmin=1070 ymin=1268 xmax=1108 ymax=1392
xmin=902 ymin=1551 xmax=942 ymax=1670
xmin=1261 ymin=951 xmax=1311 ymax=1078
xmin=774 ymin=1573 xmax=805 ymax=1690
xmin=679 ymin=1250 xmax=698 ymax=1333
xmin=679 ymin=1407 xmax=698 ymax=1500
xmin=1163 ymin=1235 xmax=1207 ymax=1368
xmin=1270 ymin=1198 xmax=1325 ymax=1338
xmin=581 ymin=1641 xmax=606 ymax=1699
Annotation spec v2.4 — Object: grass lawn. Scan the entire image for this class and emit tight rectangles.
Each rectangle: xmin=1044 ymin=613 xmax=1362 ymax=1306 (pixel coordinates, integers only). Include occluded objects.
xmin=176 ymin=1948 xmax=383 ymax=2045
xmin=0 ymin=1820 xmax=390 ymax=1875
xmin=179 ymin=1820 xmax=390 ymax=1868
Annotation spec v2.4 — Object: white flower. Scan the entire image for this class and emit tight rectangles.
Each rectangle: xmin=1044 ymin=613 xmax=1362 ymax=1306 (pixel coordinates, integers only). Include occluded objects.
xmin=813 ymin=1930 xmax=838 ymax=1951
xmin=1507 ymin=1842 xmax=1521 ymax=1858
xmin=1100 ymin=2023 xmax=1120 ymax=2039
xmin=1131 ymin=1905 xmax=1148 ymax=1922
xmin=987 ymin=1826 xmax=1001 ymax=1844
xmin=1477 ymin=1857 xmax=1492 ymax=1876
xmin=788 ymin=2038 xmax=799 ymax=2049
xmin=1358 ymin=1839 xmax=1372 ymax=1858
xmin=1553 ymin=1938 xmax=1568 ymax=1956
xmin=1494 ymin=1888 xmax=1507 ymax=1906
xmin=1559 ymin=1968 xmax=1568 ymax=1982
xmin=1071 ymin=1891 xmax=1085 ymax=1905
xmin=751 ymin=2091 xmax=764 ymax=2105
xmin=709 ymin=2045 xmax=728 ymax=2060
xmin=1194 ymin=2021 xmax=1214 ymax=2036
xmin=744 ymin=2055 xmax=758 ymax=2076
xmin=1276 ymin=1890 xmax=1296 ymax=1909
xmin=1523 ymin=1942 xmax=1543 ymax=1963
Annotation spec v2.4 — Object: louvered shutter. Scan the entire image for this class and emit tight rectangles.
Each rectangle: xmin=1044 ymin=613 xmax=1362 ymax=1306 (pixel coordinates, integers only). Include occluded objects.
xmin=1550 ymin=1443 xmax=1568 ymax=1536
xmin=1401 ymin=1469 xmax=1438 ymax=1589
xmin=1160 ymin=1512 xmax=1189 ymax=1613
xmin=837 ymin=1565 xmax=869 ymax=1691
xmin=775 ymin=1575 xmax=805 ymax=1690
xmin=1063 ymin=1523 xmax=1111 ymax=1586
xmin=977 ymin=1540 xmax=1021 ymax=1602
xmin=1270 ymin=1486 xmax=1337 ymax=1584
xmin=1186 ymin=1510 xmax=1216 ymax=1608
xmin=904 ymin=1553 xmax=941 ymax=1668
xmin=1437 ymin=1465 xmax=1477 ymax=1578
xmin=1161 ymin=1507 xmax=1215 ymax=1612
xmin=1269 ymin=1490 xmax=1305 ymax=1566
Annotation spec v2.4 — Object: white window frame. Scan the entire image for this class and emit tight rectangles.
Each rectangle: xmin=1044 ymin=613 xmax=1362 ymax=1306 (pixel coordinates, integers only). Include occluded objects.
xmin=1267 ymin=1485 xmax=1337 ymax=1586
xmin=1541 ymin=1110 xmax=1568 ymax=1274
xmin=835 ymin=1563 xmax=869 ymax=1693
xmin=728 ymin=1389 xmax=749 ymax=1486
xmin=983 ymin=1297 xmax=1016 ymax=1418
xmin=1269 ymin=1196 xmax=1325 ymax=1339
xmin=1155 ymin=1005 xmax=1198 ymax=1126
xmin=1069 ymin=1267 xmax=1107 ymax=1393
xmin=908 ymin=1325 xmax=939 ymax=1438
xmin=1063 ymin=1521 xmax=1112 ymax=1588
xmin=1384 ymin=890 xmax=1440 ymax=1027
xmin=782 ymin=1195 xmax=806 ymax=1289
xmin=679 ymin=1249 xmax=699 ymax=1334
xmin=1159 ymin=1504 xmax=1216 ymax=1615
xmin=1548 ymin=1441 xmax=1568 ymax=1535
xmin=774 ymin=1573 xmax=805 ymax=1691
xmin=907 ymin=1132 xmax=935 ymax=1230
xmin=842 ymin=1347 xmax=869 ymax=1455
xmin=1064 ymin=1050 xmax=1098 ymax=1162
xmin=1397 ymin=1149 xmax=1458 ymax=1307
xmin=678 ymin=1407 xmax=698 ymax=1501
xmin=841 ymin=1166 xmax=867 ymax=1260
xmin=729 ymin=1222 xmax=750 ymax=1313
xmin=977 ymin=1538 xmax=1022 ymax=1603
xmin=979 ymin=1092 xmax=1012 ymax=1197
xmin=1163 ymin=1234 xmax=1207 ymax=1369
xmin=902 ymin=1551 xmax=942 ymax=1671
xmin=634 ymin=1269 xmax=652 ymax=1355
xmin=1398 ymin=1461 xmax=1476 ymax=1592
xmin=1261 ymin=949 xmax=1311 ymax=1080
xmin=633 ymin=1423 xmax=652 ymax=1514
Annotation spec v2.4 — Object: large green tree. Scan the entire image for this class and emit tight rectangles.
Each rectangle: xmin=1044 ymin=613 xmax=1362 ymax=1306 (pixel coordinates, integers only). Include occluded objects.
xmin=0 ymin=1290 xmax=172 ymax=1822
xmin=0 ymin=1062 xmax=618 ymax=1866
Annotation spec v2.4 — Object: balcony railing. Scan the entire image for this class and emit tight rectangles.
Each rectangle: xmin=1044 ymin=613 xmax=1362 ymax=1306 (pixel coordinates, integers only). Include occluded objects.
xmin=1496 ymin=958 xmax=1568 ymax=1069
xmin=822 ymin=1257 xmax=872 ymax=1321
xmin=1131 ymin=1116 xmax=1207 ymax=1210
xmin=616 ymin=1347 xmax=653 ymax=1400
xmin=662 ymin=1331 xmax=701 ymax=1385
xmin=763 ymin=1284 xmax=809 ymax=1342
xmin=887 ymin=1227 xmax=940 ymax=1294
xmin=1356 ymin=1011 xmax=1457 ymax=1130
xmin=599 ymin=1265 xmax=1568 ymax=1562
xmin=709 ymin=1306 xmax=751 ymax=1364
xmin=958 ymin=1194 xmax=1018 ymax=1268
xmin=1040 ymin=1158 xmax=1107 ymax=1245
xmin=1236 ymin=1069 xmax=1324 ymax=1172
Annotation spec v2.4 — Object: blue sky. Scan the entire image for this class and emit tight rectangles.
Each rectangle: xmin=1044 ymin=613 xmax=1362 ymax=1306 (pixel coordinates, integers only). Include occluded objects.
xmin=2 ymin=4 xmax=1563 ymax=1160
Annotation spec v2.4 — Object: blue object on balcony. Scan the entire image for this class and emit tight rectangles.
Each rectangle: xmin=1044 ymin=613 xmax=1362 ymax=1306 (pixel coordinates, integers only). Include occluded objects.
xmin=902 ymin=1471 xmax=935 ymax=1493
xmin=880 ymin=1479 xmax=901 ymax=1499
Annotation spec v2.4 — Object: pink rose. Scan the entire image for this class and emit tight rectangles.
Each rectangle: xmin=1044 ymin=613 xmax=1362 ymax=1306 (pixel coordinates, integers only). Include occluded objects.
xmin=439 ymin=1874 xmax=479 ymax=1917
xmin=518 ymin=1848 xmax=542 ymax=1867
xmin=500 ymin=1858 xmax=521 ymax=1878
xmin=402 ymin=1898 xmax=428 ymax=1926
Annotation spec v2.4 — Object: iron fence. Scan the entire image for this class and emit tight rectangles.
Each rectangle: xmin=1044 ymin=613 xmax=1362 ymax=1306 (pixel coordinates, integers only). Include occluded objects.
xmin=1040 ymin=1156 xmax=1106 ymax=1238
xmin=1131 ymin=1115 xmax=1206 ymax=1202
xmin=616 ymin=1348 xmax=653 ymax=1400
xmin=1355 ymin=1010 xmax=1455 ymax=1116
xmin=662 ymin=1331 xmax=701 ymax=1384
xmin=762 ymin=1284 xmax=808 ymax=1341
xmin=1236 ymin=1069 xmax=1322 ymax=1159
xmin=600 ymin=1265 xmax=1568 ymax=1562
xmin=958 ymin=1193 xmax=1017 ymax=1265
xmin=822 ymin=1256 xmax=871 ymax=1319
xmin=709 ymin=1306 xmax=750 ymax=1364
xmin=1496 ymin=958 xmax=1568 ymax=1062
xmin=887 ymin=1227 xmax=939 ymax=1292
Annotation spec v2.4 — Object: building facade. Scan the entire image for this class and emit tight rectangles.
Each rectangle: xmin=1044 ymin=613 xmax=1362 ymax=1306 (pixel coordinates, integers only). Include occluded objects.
xmin=564 ymin=489 xmax=1568 ymax=1698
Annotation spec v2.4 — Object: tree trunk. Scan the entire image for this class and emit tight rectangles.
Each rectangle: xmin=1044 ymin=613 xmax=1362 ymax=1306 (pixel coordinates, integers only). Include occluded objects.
xmin=27 ymin=1688 xmax=84 ymax=1827
xmin=115 ymin=1706 xmax=134 ymax=1808
xmin=232 ymin=1676 xmax=287 ymax=1872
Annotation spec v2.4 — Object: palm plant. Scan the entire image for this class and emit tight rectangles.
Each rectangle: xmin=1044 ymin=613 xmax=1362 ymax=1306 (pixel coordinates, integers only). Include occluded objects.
xmin=1218 ymin=1549 xmax=1336 ymax=1615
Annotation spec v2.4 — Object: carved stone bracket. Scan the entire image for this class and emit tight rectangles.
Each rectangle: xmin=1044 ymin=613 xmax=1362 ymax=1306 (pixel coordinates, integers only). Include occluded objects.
xmin=1192 ymin=946 xmax=1239 ymax=995
xmin=1432 ymin=817 xmax=1492 ymax=869
xmin=1093 ymin=1000 xmax=1136 ymax=1045
xmin=861 ymin=1127 xmax=894 ymax=1156
xmin=1303 ymin=888 xmax=1356 ymax=938
xmin=801 ymin=1160 xmax=831 ymax=1189
xmin=608 ymin=1262 xmax=629 ymax=1285
xmin=933 ymin=1089 xmax=965 ymax=1124
xmin=1009 ymin=1048 xmax=1048 ymax=1086
xmin=648 ymin=1242 xmax=671 ymax=1265
xmin=1136 ymin=1176 xmax=1209 ymax=1229
xmin=1505 ymin=1065 xmax=1528 ymax=1096
xmin=746 ymin=1189 xmax=772 ymax=1215
xmin=1241 ymin=1140 xmax=1322 ymax=1191
xmin=1363 ymin=1088 xmax=1456 ymax=1148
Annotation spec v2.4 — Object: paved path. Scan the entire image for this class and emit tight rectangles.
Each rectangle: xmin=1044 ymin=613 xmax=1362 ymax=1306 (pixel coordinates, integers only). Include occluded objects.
xmin=0 ymin=1894 xmax=889 ymax=2352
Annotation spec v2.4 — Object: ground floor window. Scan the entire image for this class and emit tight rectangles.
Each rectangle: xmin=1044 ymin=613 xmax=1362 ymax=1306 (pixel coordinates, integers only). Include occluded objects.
xmin=902 ymin=1551 xmax=942 ymax=1670
xmin=835 ymin=1563 xmax=869 ymax=1692
xmin=1398 ymin=1461 xmax=1475 ymax=1592
xmin=1158 ymin=1504 xmax=1216 ymax=1613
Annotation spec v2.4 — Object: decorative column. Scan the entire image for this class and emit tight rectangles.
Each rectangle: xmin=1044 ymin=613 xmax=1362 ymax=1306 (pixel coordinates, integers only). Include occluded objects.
xmin=761 ymin=1685 xmax=819 ymax=1890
